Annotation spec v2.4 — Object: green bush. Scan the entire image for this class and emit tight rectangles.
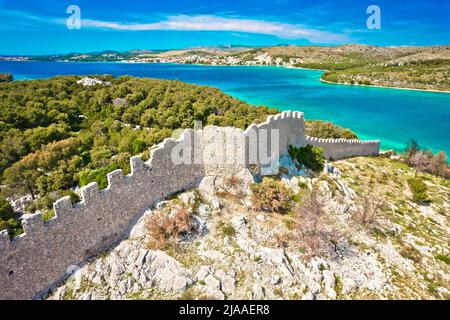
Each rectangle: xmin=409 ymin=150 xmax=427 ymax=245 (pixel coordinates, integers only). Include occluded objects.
xmin=221 ymin=224 xmax=236 ymax=237
xmin=407 ymin=177 xmax=429 ymax=203
xmin=0 ymin=199 xmax=14 ymax=221
xmin=0 ymin=199 xmax=22 ymax=238
xmin=435 ymin=254 xmax=450 ymax=265
xmin=0 ymin=220 xmax=9 ymax=231
xmin=288 ymin=144 xmax=325 ymax=172
xmin=42 ymin=209 xmax=56 ymax=222
xmin=0 ymin=216 xmax=22 ymax=238
xmin=132 ymin=138 xmax=147 ymax=154
xmin=250 ymin=177 xmax=293 ymax=214
xmin=25 ymin=189 xmax=80 ymax=213
xmin=79 ymin=164 xmax=121 ymax=190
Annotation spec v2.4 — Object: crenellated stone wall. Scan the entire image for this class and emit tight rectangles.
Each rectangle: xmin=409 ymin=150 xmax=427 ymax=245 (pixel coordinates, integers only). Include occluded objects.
xmin=305 ymin=135 xmax=380 ymax=160
xmin=0 ymin=111 xmax=379 ymax=299
xmin=0 ymin=129 xmax=205 ymax=300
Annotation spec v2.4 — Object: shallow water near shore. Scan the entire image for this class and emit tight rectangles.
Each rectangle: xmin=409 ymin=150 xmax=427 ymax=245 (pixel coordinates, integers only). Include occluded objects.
xmin=1 ymin=61 xmax=449 ymax=155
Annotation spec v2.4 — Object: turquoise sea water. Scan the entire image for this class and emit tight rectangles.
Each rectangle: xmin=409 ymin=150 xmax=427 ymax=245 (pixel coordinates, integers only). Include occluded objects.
xmin=1 ymin=61 xmax=449 ymax=155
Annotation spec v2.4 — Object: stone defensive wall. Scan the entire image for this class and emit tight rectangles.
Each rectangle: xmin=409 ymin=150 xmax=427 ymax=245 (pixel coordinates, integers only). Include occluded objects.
xmin=0 ymin=111 xmax=379 ymax=299
xmin=305 ymin=136 xmax=380 ymax=160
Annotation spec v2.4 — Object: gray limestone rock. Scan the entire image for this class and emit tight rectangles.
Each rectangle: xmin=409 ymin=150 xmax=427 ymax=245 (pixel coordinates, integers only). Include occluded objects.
xmin=204 ymin=275 xmax=221 ymax=291
xmin=252 ymin=283 xmax=265 ymax=299
xmin=301 ymin=291 xmax=314 ymax=300
xmin=196 ymin=266 xmax=211 ymax=282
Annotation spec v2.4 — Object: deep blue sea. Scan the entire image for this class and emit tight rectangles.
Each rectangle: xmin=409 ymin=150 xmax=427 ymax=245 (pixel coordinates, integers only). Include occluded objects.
xmin=1 ymin=61 xmax=449 ymax=155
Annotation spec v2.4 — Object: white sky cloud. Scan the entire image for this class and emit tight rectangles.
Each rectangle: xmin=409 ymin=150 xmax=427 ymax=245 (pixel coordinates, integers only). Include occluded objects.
xmin=81 ymin=14 xmax=350 ymax=43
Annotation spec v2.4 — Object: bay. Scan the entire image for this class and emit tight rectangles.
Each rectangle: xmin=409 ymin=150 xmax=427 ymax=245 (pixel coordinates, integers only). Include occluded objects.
xmin=1 ymin=61 xmax=449 ymax=155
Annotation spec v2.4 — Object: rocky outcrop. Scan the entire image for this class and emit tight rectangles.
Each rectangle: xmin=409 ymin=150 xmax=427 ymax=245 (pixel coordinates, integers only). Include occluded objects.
xmin=47 ymin=156 xmax=449 ymax=300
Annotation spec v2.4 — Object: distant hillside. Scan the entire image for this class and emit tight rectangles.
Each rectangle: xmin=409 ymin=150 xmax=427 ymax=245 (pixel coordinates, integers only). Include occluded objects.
xmin=261 ymin=44 xmax=450 ymax=91
xmin=2 ymin=44 xmax=449 ymax=91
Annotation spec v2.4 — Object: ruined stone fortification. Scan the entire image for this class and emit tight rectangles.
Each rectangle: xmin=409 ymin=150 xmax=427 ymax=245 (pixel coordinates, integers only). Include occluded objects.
xmin=305 ymin=136 xmax=380 ymax=160
xmin=0 ymin=111 xmax=379 ymax=299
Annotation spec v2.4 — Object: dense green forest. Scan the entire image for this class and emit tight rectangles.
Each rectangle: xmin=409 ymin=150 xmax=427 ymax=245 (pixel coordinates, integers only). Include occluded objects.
xmin=0 ymin=75 xmax=277 ymax=235
xmin=0 ymin=75 xmax=359 ymax=237
xmin=0 ymin=75 xmax=279 ymax=193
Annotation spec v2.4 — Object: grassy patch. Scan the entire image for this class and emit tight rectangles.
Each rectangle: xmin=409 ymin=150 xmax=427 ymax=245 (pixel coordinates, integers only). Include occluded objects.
xmin=400 ymin=246 xmax=421 ymax=263
xmin=221 ymin=224 xmax=236 ymax=237
xmin=288 ymin=144 xmax=325 ymax=170
xmin=283 ymin=218 xmax=296 ymax=230
xmin=42 ymin=209 xmax=55 ymax=222
xmin=435 ymin=254 xmax=450 ymax=265
xmin=273 ymin=288 xmax=283 ymax=297
xmin=334 ymin=275 xmax=343 ymax=299
xmin=407 ymin=177 xmax=429 ymax=203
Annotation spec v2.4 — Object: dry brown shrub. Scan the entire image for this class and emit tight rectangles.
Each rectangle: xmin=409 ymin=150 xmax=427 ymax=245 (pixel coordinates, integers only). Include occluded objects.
xmin=274 ymin=233 xmax=290 ymax=248
xmin=145 ymin=205 xmax=193 ymax=250
xmin=216 ymin=175 xmax=247 ymax=204
xmin=407 ymin=149 xmax=449 ymax=179
xmin=355 ymin=195 xmax=384 ymax=227
xmin=225 ymin=175 xmax=242 ymax=190
xmin=295 ymin=190 xmax=339 ymax=256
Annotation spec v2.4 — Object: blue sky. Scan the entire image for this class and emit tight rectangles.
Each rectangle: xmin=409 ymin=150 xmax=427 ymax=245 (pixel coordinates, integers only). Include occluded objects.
xmin=0 ymin=0 xmax=449 ymax=54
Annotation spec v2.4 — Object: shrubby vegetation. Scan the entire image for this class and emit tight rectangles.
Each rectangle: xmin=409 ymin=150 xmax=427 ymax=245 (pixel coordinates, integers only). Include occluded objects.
xmin=219 ymin=222 xmax=236 ymax=237
xmin=145 ymin=204 xmax=193 ymax=250
xmin=0 ymin=199 xmax=21 ymax=237
xmin=407 ymin=177 xmax=429 ymax=203
xmin=403 ymin=139 xmax=449 ymax=178
xmin=25 ymin=190 xmax=79 ymax=215
xmin=295 ymin=52 xmax=373 ymax=71
xmin=321 ymin=59 xmax=450 ymax=90
xmin=306 ymin=120 xmax=358 ymax=139
xmin=401 ymin=138 xmax=450 ymax=203
xmin=79 ymin=164 xmax=124 ymax=190
xmin=355 ymin=195 xmax=384 ymax=227
xmin=0 ymin=199 xmax=14 ymax=220
xmin=288 ymin=144 xmax=325 ymax=172
xmin=249 ymin=177 xmax=339 ymax=256
xmin=250 ymin=177 xmax=293 ymax=214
